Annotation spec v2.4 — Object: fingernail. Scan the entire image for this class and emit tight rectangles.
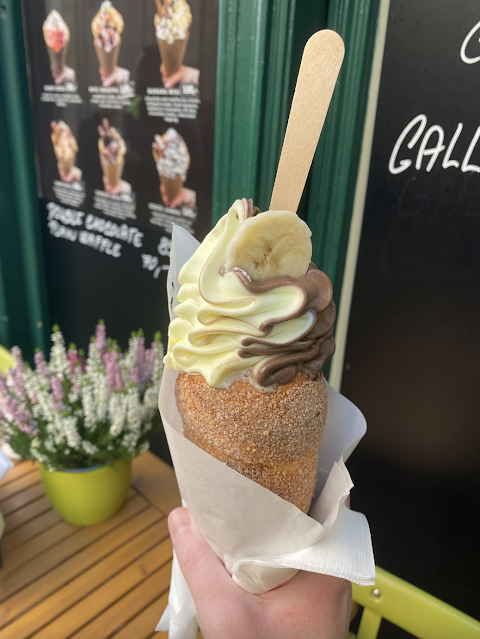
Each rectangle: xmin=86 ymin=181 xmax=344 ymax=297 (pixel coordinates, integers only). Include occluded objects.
xmin=168 ymin=507 xmax=191 ymax=542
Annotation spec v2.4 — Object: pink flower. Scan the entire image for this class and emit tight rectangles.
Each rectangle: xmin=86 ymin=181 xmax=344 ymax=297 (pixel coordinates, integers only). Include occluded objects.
xmin=95 ymin=323 xmax=107 ymax=357
xmin=34 ymin=351 xmax=50 ymax=380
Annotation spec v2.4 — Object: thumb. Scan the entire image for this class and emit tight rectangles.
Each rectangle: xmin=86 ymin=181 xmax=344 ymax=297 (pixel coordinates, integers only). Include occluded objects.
xmin=168 ymin=507 xmax=236 ymax=606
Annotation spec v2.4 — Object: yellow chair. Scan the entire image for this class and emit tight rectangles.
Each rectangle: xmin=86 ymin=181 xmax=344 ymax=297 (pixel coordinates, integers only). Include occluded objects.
xmin=0 ymin=345 xmax=13 ymax=375
xmin=351 ymin=566 xmax=480 ymax=639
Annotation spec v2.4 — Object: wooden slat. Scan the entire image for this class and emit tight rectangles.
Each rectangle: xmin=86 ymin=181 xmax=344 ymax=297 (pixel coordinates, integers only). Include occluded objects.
xmin=0 ymin=482 xmax=44 ymax=515
xmin=0 ymin=468 xmax=40 ymax=502
xmin=4 ymin=495 xmax=52 ymax=533
xmin=132 ymin=452 xmax=181 ymax=515
xmin=1 ymin=489 xmax=138 ymax=574
xmin=111 ymin=590 xmax=170 ymax=639
xmin=2 ymin=487 xmax=136 ymax=564
xmin=0 ymin=495 xmax=153 ymax=613
xmin=0 ymin=518 xmax=170 ymax=639
xmin=70 ymin=561 xmax=172 ymax=639
xmin=0 ymin=461 xmax=36 ymax=486
xmin=0 ymin=455 xmax=183 ymax=639
xmin=2 ymin=508 xmax=61 ymax=553
xmin=35 ymin=537 xmax=173 ymax=639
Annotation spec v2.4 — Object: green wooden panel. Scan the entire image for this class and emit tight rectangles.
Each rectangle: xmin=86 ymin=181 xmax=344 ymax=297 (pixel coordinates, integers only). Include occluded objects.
xmin=0 ymin=0 xmax=49 ymax=356
xmin=213 ymin=0 xmax=328 ymax=220
xmin=307 ymin=0 xmax=381 ymax=297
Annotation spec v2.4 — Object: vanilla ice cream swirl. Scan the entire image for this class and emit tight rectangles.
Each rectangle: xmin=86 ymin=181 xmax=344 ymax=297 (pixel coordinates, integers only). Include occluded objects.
xmin=165 ymin=199 xmax=336 ymax=388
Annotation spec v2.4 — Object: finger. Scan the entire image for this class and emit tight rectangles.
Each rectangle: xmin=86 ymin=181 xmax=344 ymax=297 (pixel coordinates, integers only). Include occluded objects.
xmin=168 ymin=508 xmax=237 ymax=605
xmin=163 ymin=68 xmax=183 ymax=88
xmin=102 ymin=74 xmax=115 ymax=87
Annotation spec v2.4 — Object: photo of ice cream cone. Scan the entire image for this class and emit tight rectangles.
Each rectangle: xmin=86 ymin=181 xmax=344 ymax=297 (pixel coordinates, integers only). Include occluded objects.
xmin=154 ymin=0 xmax=192 ymax=77
xmin=43 ymin=11 xmax=70 ymax=78
xmin=92 ymin=1 xmax=124 ymax=81
xmin=152 ymin=129 xmax=190 ymax=205
xmin=51 ymin=121 xmax=80 ymax=182
xmin=98 ymin=118 xmax=126 ymax=191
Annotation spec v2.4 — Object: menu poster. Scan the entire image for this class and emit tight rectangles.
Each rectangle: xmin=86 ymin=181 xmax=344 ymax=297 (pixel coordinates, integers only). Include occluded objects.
xmin=21 ymin=0 xmax=218 ymax=353
xmin=23 ymin=0 xmax=217 ymax=240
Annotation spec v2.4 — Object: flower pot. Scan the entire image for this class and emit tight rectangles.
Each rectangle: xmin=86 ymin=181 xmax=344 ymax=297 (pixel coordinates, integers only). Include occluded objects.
xmin=39 ymin=460 xmax=131 ymax=526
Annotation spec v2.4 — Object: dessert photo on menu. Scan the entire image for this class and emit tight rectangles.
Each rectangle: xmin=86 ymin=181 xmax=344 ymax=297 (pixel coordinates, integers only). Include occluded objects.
xmin=42 ymin=10 xmax=76 ymax=85
xmin=91 ymin=1 xmax=129 ymax=87
xmin=154 ymin=0 xmax=198 ymax=87
xmin=152 ymin=128 xmax=195 ymax=208
xmin=50 ymin=120 xmax=81 ymax=183
xmin=97 ymin=118 xmax=130 ymax=195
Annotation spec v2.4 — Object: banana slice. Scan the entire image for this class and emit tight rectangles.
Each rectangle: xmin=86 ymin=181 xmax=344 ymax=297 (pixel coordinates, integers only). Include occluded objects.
xmin=223 ymin=210 xmax=312 ymax=279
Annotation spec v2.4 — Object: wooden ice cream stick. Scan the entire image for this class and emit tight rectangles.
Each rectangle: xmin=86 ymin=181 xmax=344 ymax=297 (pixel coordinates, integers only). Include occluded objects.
xmin=269 ymin=30 xmax=345 ymax=213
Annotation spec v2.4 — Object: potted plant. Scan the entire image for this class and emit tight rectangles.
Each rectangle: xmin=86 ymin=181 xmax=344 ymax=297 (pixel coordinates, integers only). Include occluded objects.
xmin=0 ymin=322 xmax=164 ymax=526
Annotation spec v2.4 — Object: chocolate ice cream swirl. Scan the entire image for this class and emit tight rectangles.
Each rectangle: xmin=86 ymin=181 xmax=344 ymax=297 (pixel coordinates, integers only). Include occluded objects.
xmin=235 ymin=265 xmax=336 ymax=387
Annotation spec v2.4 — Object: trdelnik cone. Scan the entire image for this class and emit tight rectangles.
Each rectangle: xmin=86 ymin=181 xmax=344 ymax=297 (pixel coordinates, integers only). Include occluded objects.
xmin=98 ymin=118 xmax=126 ymax=190
xmin=51 ymin=121 xmax=78 ymax=178
xmin=92 ymin=1 xmax=124 ymax=79
xmin=152 ymin=128 xmax=190 ymax=203
xmin=154 ymin=0 xmax=192 ymax=77
xmin=43 ymin=10 xmax=70 ymax=77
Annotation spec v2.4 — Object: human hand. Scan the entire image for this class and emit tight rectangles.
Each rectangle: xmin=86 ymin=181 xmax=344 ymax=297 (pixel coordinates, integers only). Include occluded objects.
xmin=100 ymin=66 xmax=130 ymax=87
xmin=103 ymin=176 xmax=131 ymax=195
xmin=160 ymin=64 xmax=200 ymax=88
xmin=58 ymin=165 xmax=82 ymax=183
xmin=168 ymin=507 xmax=352 ymax=639
xmin=52 ymin=65 xmax=76 ymax=85
xmin=160 ymin=185 xmax=196 ymax=208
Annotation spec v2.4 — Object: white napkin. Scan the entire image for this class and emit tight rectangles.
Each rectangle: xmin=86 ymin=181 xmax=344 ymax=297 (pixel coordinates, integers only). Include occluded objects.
xmin=156 ymin=226 xmax=375 ymax=638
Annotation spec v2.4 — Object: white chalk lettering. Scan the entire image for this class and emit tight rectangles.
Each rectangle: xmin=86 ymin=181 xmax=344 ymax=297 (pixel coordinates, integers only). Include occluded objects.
xmin=389 ymin=114 xmax=427 ymax=174
xmin=389 ymin=116 xmax=480 ymax=175
xmin=415 ymin=125 xmax=445 ymax=172
xmin=461 ymin=126 xmax=480 ymax=173
xmin=461 ymin=20 xmax=480 ymax=64
xmin=442 ymin=123 xmax=463 ymax=169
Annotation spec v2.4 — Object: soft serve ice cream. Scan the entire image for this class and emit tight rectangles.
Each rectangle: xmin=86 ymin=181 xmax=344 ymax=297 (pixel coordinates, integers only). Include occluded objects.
xmin=167 ymin=197 xmax=336 ymax=513
xmin=165 ymin=198 xmax=336 ymax=389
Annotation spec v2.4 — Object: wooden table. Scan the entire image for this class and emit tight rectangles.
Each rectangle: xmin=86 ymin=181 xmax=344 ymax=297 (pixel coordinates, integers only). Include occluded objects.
xmin=0 ymin=452 xmax=187 ymax=639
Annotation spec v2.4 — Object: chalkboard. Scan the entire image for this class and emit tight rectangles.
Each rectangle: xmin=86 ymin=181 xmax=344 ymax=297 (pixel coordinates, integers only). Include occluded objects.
xmin=343 ymin=1 xmax=480 ymax=626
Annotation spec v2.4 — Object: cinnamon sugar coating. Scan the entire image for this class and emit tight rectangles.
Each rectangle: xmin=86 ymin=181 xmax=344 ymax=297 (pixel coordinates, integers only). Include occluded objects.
xmin=175 ymin=371 xmax=328 ymax=512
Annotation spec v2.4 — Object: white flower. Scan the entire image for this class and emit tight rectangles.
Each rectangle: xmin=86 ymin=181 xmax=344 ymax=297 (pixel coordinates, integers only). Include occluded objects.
xmin=81 ymin=383 xmax=96 ymax=430
xmin=121 ymin=430 xmax=139 ymax=454
xmin=108 ymin=393 xmax=127 ymax=437
xmin=86 ymin=341 xmax=98 ymax=374
xmin=126 ymin=387 xmax=141 ymax=434
xmin=35 ymin=388 xmax=57 ymax=422
xmin=93 ymin=372 xmax=109 ymax=423
xmin=49 ymin=330 xmax=69 ymax=376
xmin=138 ymin=441 xmax=149 ymax=454
xmin=44 ymin=436 xmax=56 ymax=453
xmin=30 ymin=437 xmax=49 ymax=464
xmin=81 ymin=440 xmax=99 ymax=455
xmin=57 ymin=415 xmax=81 ymax=449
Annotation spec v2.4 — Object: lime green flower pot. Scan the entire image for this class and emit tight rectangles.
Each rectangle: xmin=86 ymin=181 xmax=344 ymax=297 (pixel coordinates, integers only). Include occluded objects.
xmin=39 ymin=460 xmax=132 ymax=526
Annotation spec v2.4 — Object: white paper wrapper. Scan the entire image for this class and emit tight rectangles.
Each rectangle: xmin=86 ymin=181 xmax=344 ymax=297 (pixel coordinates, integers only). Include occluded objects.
xmin=157 ymin=226 xmax=375 ymax=638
